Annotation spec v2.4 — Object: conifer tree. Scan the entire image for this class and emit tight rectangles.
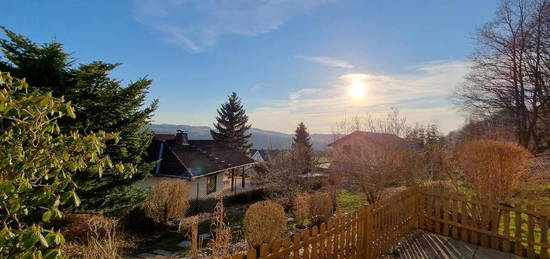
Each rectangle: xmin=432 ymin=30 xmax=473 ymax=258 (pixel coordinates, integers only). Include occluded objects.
xmin=0 ymin=28 xmax=157 ymax=215
xmin=210 ymin=92 xmax=252 ymax=153
xmin=291 ymin=122 xmax=315 ymax=174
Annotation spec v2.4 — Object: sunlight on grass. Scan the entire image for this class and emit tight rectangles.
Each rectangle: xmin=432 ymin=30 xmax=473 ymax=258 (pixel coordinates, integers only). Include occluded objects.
xmin=337 ymin=189 xmax=365 ymax=213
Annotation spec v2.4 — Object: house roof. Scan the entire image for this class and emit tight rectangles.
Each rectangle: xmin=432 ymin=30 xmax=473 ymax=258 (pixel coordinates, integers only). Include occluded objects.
xmin=149 ymin=134 xmax=256 ymax=179
xmin=249 ymin=149 xmax=281 ymax=161
xmin=328 ymin=131 xmax=420 ymax=150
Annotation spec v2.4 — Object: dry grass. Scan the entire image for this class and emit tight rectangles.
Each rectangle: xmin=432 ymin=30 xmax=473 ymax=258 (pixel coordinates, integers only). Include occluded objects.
xmin=210 ymin=200 xmax=232 ymax=258
xmin=145 ymin=180 xmax=191 ymax=224
xmin=456 ymin=140 xmax=533 ymax=201
xmin=61 ymin=215 xmax=128 ymax=259
xmin=244 ymin=200 xmax=287 ymax=249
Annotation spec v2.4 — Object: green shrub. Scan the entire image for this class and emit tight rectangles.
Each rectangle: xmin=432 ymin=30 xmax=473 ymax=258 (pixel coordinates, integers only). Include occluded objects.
xmin=244 ymin=200 xmax=287 ymax=248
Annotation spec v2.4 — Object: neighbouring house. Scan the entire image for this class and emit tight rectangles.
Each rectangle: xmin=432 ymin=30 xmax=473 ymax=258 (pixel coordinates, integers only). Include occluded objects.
xmin=328 ymin=131 xmax=420 ymax=152
xmin=144 ymin=130 xmax=256 ymax=199
xmin=327 ymin=131 xmax=420 ymax=176
xmin=249 ymin=149 xmax=281 ymax=162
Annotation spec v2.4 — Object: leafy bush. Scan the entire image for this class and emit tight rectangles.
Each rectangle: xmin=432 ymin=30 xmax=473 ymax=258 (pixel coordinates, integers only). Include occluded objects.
xmin=456 ymin=140 xmax=532 ymax=201
xmin=144 ymin=180 xmax=190 ymax=224
xmin=293 ymin=193 xmax=311 ymax=226
xmin=244 ymin=200 xmax=287 ymax=249
xmin=0 ymin=71 xmax=131 ymax=258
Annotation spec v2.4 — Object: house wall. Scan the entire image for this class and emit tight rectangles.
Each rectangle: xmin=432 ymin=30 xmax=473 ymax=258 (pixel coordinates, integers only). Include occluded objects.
xmin=251 ymin=152 xmax=265 ymax=162
xmin=140 ymin=172 xmax=225 ymax=199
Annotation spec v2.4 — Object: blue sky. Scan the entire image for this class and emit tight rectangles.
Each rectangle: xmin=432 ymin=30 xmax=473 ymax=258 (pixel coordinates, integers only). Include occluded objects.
xmin=2 ymin=0 xmax=499 ymax=134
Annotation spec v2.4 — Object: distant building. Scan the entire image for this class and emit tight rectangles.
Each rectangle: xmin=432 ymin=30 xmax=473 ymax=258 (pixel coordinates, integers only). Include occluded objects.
xmin=249 ymin=149 xmax=281 ymax=162
xmin=329 ymin=131 xmax=420 ymax=152
xmin=144 ymin=131 xmax=256 ymax=199
xmin=328 ymin=131 xmax=420 ymax=174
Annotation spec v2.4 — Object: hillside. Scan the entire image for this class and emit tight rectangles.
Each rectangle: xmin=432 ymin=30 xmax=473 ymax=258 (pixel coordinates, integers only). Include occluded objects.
xmin=149 ymin=124 xmax=333 ymax=150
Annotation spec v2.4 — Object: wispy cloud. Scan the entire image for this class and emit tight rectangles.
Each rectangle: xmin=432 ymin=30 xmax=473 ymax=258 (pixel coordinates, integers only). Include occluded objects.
xmin=133 ymin=0 xmax=335 ymax=51
xmin=297 ymin=55 xmax=354 ymax=68
xmin=249 ymin=60 xmax=470 ymax=133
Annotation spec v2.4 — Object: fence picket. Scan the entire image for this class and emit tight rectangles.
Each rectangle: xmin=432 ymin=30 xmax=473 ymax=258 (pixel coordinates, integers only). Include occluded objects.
xmin=527 ymin=205 xmax=536 ymax=259
xmin=228 ymin=185 xmax=548 ymax=259
xmin=460 ymin=200 xmax=469 ymax=242
xmin=514 ymin=206 xmax=523 ymax=257
xmin=540 ymin=209 xmax=549 ymax=259
xmin=503 ymin=209 xmax=511 ymax=253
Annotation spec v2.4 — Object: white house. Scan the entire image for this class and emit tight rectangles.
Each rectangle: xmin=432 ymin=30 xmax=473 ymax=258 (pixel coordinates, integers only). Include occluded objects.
xmin=143 ymin=131 xmax=256 ymax=199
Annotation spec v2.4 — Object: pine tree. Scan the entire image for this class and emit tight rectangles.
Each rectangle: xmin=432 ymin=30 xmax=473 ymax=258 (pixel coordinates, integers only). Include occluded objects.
xmin=211 ymin=92 xmax=252 ymax=153
xmin=0 ymin=28 xmax=157 ymax=216
xmin=291 ymin=122 xmax=315 ymax=174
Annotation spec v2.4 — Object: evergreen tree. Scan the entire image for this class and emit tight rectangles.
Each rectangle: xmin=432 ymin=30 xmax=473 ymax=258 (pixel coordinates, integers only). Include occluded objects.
xmin=210 ymin=92 xmax=252 ymax=153
xmin=0 ymin=28 xmax=157 ymax=215
xmin=291 ymin=122 xmax=315 ymax=174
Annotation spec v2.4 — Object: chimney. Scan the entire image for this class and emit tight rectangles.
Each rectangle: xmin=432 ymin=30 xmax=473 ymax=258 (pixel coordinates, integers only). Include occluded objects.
xmin=175 ymin=130 xmax=189 ymax=145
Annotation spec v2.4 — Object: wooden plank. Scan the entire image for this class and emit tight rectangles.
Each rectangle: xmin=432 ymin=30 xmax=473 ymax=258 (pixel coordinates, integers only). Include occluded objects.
xmin=471 ymin=203 xmax=479 ymax=245
xmin=334 ymin=216 xmax=341 ymax=257
xmin=302 ymin=229 xmax=310 ymax=259
xmin=283 ymin=237 xmax=292 ymax=259
xmin=271 ymin=239 xmax=281 ymax=257
xmin=490 ymin=207 xmax=499 ymax=250
xmin=319 ymin=223 xmax=327 ymax=258
xmin=260 ymin=244 xmax=270 ymax=257
xmin=327 ymin=218 xmax=335 ymax=258
xmin=514 ymin=206 xmax=523 ymax=257
xmin=452 ymin=198 xmax=459 ymax=239
xmin=503 ymin=209 xmax=511 ymax=253
xmin=461 ymin=199 xmax=469 ymax=242
xmin=435 ymin=197 xmax=441 ymax=234
xmin=540 ymin=209 xmax=549 ymax=259
xmin=527 ymin=205 xmax=535 ymax=259
xmin=247 ymin=248 xmax=256 ymax=259
xmin=480 ymin=204 xmax=489 ymax=248
xmin=292 ymin=232 xmax=301 ymax=259
xmin=443 ymin=198 xmax=450 ymax=236
xmin=311 ymin=226 xmax=318 ymax=259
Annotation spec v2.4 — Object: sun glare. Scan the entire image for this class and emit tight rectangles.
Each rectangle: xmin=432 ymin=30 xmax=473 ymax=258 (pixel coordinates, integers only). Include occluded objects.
xmin=347 ymin=74 xmax=368 ymax=100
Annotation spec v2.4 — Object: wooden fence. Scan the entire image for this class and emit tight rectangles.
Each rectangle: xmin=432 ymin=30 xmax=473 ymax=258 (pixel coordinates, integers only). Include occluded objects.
xmin=226 ymin=185 xmax=549 ymax=259
xmin=418 ymin=184 xmax=549 ymax=259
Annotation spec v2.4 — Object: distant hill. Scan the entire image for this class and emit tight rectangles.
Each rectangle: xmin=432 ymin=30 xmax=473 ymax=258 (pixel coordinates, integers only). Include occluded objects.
xmin=149 ymin=124 xmax=333 ymax=150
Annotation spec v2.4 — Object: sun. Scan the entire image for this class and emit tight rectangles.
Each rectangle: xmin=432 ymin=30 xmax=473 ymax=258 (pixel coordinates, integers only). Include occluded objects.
xmin=347 ymin=75 xmax=368 ymax=100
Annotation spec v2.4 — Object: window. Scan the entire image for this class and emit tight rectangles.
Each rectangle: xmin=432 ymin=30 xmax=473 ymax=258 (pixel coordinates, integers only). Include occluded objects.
xmin=206 ymin=174 xmax=217 ymax=194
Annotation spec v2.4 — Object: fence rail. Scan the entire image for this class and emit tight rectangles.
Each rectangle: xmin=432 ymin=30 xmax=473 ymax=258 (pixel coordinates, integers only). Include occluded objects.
xmin=227 ymin=184 xmax=549 ymax=259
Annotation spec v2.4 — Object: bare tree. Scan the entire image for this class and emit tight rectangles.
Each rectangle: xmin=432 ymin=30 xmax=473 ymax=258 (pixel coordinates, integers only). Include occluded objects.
xmin=457 ymin=0 xmax=550 ymax=151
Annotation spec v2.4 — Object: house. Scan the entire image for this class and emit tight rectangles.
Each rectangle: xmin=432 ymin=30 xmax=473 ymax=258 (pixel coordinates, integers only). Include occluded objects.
xmin=328 ymin=130 xmax=420 ymax=152
xmin=144 ymin=130 xmax=256 ymax=199
xmin=327 ymin=131 xmax=420 ymax=175
xmin=249 ymin=149 xmax=281 ymax=162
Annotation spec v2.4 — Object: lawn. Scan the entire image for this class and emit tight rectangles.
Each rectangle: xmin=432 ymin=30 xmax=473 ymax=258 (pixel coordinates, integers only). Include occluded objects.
xmin=337 ymin=189 xmax=365 ymax=213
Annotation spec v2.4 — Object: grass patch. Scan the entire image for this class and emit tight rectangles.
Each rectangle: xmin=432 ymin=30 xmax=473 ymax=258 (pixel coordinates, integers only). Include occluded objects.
xmin=337 ymin=189 xmax=365 ymax=213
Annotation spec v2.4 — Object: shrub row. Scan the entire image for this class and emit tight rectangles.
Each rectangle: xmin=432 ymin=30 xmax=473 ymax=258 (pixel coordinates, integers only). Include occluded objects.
xmin=187 ymin=188 xmax=266 ymax=215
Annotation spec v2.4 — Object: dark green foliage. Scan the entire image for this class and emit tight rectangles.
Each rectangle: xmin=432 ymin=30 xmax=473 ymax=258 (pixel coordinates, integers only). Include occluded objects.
xmin=0 ymin=27 xmax=158 ymax=216
xmin=210 ymin=92 xmax=252 ymax=153
xmin=0 ymin=72 xmax=131 ymax=258
xmin=291 ymin=122 xmax=315 ymax=174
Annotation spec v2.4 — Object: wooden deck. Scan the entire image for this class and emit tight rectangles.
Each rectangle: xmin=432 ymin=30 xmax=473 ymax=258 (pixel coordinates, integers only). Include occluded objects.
xmin=391 ymin=232 xmax=524 ymax=259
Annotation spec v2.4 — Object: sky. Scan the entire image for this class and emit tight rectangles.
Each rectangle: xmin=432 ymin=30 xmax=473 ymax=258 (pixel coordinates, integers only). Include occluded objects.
xmin=1 ymin=0 xmax=500 ymax=134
